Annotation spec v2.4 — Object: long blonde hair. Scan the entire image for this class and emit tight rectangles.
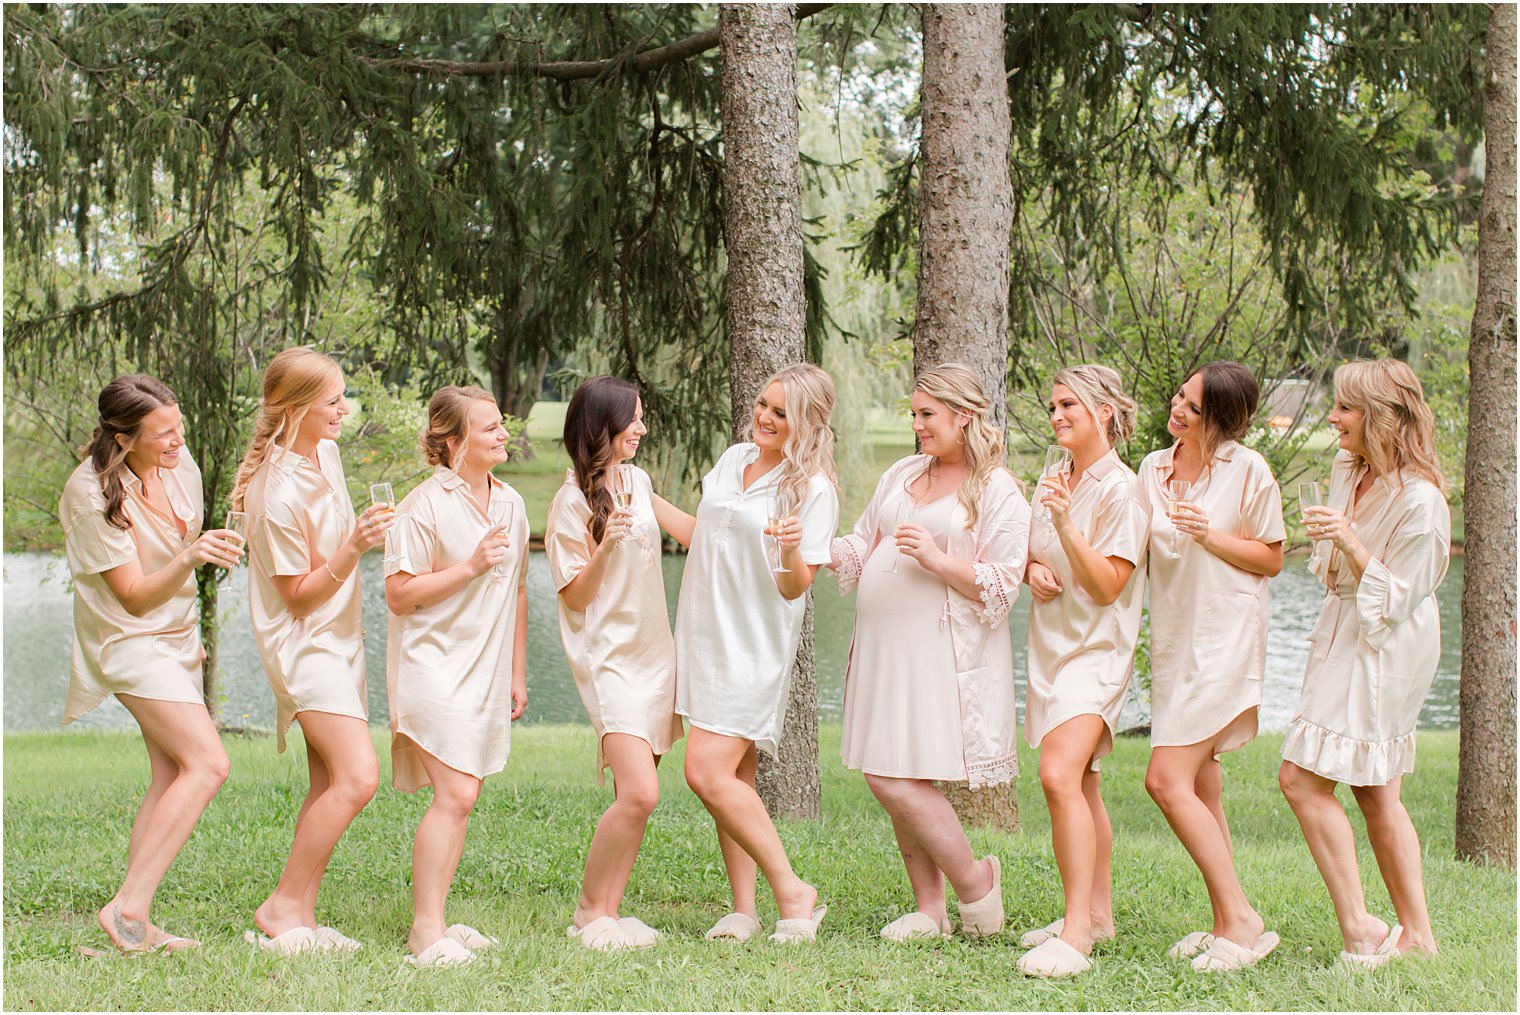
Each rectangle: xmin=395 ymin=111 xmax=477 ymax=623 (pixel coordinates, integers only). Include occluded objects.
xmin=913 ymin=363 xmax=1009 ymax=529
xmin=1334 ymin=359 xmax=1446 ymax=491
xmin=743 ymin=363 xmax=837 ymax=511
xmin=420 ymin=385 xmax=496 ymax=470
xmin=230 ymin=348 xmax=343 ymax=511
xmin=1051 ymin=363 xmax=1138 ymax=447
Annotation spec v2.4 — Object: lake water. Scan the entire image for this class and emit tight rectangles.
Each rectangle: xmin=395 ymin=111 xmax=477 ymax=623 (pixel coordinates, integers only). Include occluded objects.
xmin=3 ymin=550 xmax=1464 ymax=734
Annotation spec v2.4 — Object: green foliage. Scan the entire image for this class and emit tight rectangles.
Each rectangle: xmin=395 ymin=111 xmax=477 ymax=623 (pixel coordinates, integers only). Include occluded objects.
xmin=4 ymin=726 xmax=1514 ymax=1010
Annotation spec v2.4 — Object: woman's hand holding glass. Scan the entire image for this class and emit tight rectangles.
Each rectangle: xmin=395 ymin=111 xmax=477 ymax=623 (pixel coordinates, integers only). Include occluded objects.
xmin=350 ymin=502 xmax=395 ymax=554
xmin=1302 ymin=505 xmax=1361 ymax=554
xmin=601 ymin=506 xmax=636 ymax=546
xmin=1037 ymin=472 xmax=1074 ymax=532
xmin=468 ymin=522 xmax=510 ymax=578
xmin=182 ymin=528 xmax=245 ymax=571
xmin=893 ymin=521 xmax=945 ymax=571
xmin=1168 ymin=500 xmax=1212 ymax=545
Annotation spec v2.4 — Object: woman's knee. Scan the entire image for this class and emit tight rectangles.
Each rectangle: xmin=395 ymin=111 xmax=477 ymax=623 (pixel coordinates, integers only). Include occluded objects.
xmin=433 ymin=779 xmax=482 ymax=821
xmin=1349 ymin=783 xmax=1403 ymax=825
xmin=333 ymin=761 xmax=380 ymax=811
xmin=1144 ymin=762 xmax=1188 ymax=810
xmin=1277 ymin=761 xmax=1325 ymax=807
xmin=1039 ymin=758 xmax=1086 ymax=802
xmin=615 ymin=777 xmax=659 ymax=819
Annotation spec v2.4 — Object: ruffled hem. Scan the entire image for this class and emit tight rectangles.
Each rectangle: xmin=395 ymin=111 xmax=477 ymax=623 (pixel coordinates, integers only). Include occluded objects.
xmin=972 ymin=562 xmax=1013 ymax=628
xmin=965 ymin=751 xmax=1019 ymax=789
xmin=1280 ymin=719 xmax=1416 ymax=787
xmin=831 ymin=535 xmax=864 ymax=594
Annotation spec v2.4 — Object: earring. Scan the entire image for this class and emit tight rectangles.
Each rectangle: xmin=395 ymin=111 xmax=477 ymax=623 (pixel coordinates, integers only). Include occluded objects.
xmin=957 ymin=431 xmax=966 ymax=445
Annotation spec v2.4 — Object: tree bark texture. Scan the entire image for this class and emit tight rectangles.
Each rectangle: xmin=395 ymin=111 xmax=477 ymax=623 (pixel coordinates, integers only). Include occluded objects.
xmin=719 ymin=4 xmax=819 ymax=820
xmin=913 ymin=3 xmax=1015 ymax=433
xmin=915 ymin=4 xmax=1019 ymax=832
xmin=1455 ymin=1 xmax=1517 ymax=868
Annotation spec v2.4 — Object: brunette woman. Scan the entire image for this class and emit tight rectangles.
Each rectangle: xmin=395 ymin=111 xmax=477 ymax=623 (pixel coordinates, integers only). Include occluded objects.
xmin=234 ymin=347 xmax=392 ymax=955
xmin=1279 ymin=358 xmax=1450 ymax=967
xmin=1138 ymin=362 xmax=1284 ymax=971
xmin=546 ymin=376 xmax=683 ymax=951
xmin=828 ymin=364 xmax=1028 ymax=941
xmin=385 ymin=386 xmax=528 ymax=967
xmin=1018 ymin=364 xmax=1148 ymax=978
xmin=61 ymin=375 xmax=242 ymax=952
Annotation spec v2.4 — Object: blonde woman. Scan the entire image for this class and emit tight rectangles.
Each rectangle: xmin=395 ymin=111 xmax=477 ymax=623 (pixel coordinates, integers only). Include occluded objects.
xmin=385 ymin=386 xmax=528 ymax=967
xmin=61 ymin=375 xmax=241 ymax=952
xmin=1018 ymin=364 xmax=1148 ymax=979
xmin=1138 ymin=362 xmax=1284 ymax=971
xmin=547 ymin=376 xmax=683 ymax=952
xmin=659 ymin=363 xmax=840 ymax=944
xmin=1279 ymin=359 xmax=1450 ymax=967
xmin=234 ymin=347 xmax=393 ymax=955
xmin=828 ymin=364 xmax=1028 ymax=941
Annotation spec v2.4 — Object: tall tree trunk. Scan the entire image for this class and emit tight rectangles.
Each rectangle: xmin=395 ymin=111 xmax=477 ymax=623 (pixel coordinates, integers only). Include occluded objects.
xmin=197 ymin=570 xmax=220 ymax=720
xmin=915 ymin=3 xmax=1018 ymax=831
xmin=1456 ymin=1 xmax=1517 ymax=868
xmin=719 ymin=3 xmax=818 ymax=820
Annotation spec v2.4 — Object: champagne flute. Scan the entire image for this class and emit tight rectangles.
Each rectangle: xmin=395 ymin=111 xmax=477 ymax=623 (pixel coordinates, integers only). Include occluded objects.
xmin=217 ymin=510 xmax=249 ymax=591
xmin=611 ymin=464 xmax=636 ymax=543
xmin=370 ymin=482 xmax=399 ymax=564
xmin=765 ymin=486 xmax=791 ymax=574
xmin=489 ymin=495 xmax=515 ymax=582
xmin=1166 ymin=479 xmax=1193 ymax=558
xmin=1298 ymin=481 xmax=1325 ymax=538
xmin=1036 ymin=445 xmax=1073 ymax=539
xmin=887 ymin=477 xmax=918 ymax=576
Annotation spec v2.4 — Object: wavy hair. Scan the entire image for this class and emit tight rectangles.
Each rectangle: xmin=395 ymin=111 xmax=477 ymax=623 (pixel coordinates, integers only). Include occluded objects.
xmin=562 ymin=376 xmax=640 ymax=544
xmin=1051 ymin=363 xmax=1137 ymax=447
xmin=1189 ymin=361 xmax=1260 ymax=463
xmin=230 ymin=348 xmax=343 ymax=512
xmin=743 ymin=363 xmax=838 ymax=512
xmin=420 ymin=385 xmax=496 ymax=470
xmin=1333 ymin=358 xmax=1446 ymax=492
xmin=913 ymin=363 xmax=1012 ymax=529
xmin=80 ymin=375 xmax=179 ymax=530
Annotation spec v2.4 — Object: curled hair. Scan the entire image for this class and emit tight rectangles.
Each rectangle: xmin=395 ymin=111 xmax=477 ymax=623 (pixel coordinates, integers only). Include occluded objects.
xmin=420 ymin=385 xmax=496 ymax=470
xmin=230 ymin=348 xmax=343 ymax=512
xmin=563 ymin=376 xmax=639 ymax=544
xmin=913 ymin=363 xmax=1012 ymax=529
xmin=1051 ymin=363 xmax=1137 ymax=447
xmin=1333 ymin=359 xmax=1446 ymax=492
xmin=80 ymin=375 xmax=178 ymax=530
xmin=1190 ymin=361 xmax=1260 ymax=462
xmin=743 ymin=363 xmax=838 ymax=511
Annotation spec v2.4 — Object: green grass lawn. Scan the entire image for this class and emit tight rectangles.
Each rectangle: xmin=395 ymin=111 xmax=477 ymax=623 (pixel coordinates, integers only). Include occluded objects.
xmin=3 ymin=727 xmax=1512 ymax=1011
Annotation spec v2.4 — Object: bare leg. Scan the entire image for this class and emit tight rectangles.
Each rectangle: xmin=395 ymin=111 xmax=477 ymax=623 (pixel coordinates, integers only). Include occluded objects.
xmin=295 ymin=743 xmax=332 ymax=927
xmin=574 ymin=734 xmax=660 ymax=927
xmin=1350 ymin=779 xmax=1438 ymax=955
xmin=1038 ymin=715 xmax=1108 ymax=953
xmin=1081 ymin=767 xmax=1116 ymax=936
xmin=407 ymin=745 xmax=483 ymax=955
xmin=1146 ymin=741 xmax=1263 ymax=945
xmin=102 ymin=695 xmax=229 ymax=952
xmin=886 ymin=814 xmax=951 ymax=930
xmin=1195 ymin=756 xmax=1235 ymax=858
xmin=866 ymin=776 xmax=991 ymax=917
xmin=1278 ymin=761 xmax=1390 ymax=954
xmin=254 ymin=712 xmax=377 ymax=938
xmin=714 ymin=744 xmax=759 ymax=919
xmin=684 ymin=728 xmax=816 ymax=920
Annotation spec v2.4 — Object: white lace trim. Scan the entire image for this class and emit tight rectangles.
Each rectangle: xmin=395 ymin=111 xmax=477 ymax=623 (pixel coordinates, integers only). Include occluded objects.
xmin=965 ymin=751 xmax=1019 ymax=789
xmin=973 ymin=562 xmax=1013 ymax=628
xmin=831 ymin=535 xmax=863 ymax=594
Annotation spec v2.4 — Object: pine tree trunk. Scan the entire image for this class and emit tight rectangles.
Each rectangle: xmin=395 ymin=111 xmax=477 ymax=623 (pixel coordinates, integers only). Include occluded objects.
xmin=719 ymin=3 xmax=818 ymax=820
xmin=914 ymin=4 xmax=1018 ymax=832
xmin=197 ymin=569 xmax=220 ymax=722
xmin=1455 ymin=1 xmax=1517 ymax=868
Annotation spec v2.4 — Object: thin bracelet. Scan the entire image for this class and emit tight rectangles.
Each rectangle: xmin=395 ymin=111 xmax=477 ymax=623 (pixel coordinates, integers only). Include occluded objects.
xmin=323 ymin=563 xmax=345 ymax=584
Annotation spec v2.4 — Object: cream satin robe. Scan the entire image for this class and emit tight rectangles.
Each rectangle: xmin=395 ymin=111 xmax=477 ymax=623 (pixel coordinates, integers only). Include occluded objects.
xmin=1139 ymin=440 xmax=1285 ymax=753
xmin=546 ymin=467 xmax=683 ymax=783
xmin=1281 ymin=451 xmax=1450 ymax=786
xmin=60 ymin=453 xmax=206 ymax=721
xmin=385 ymin=468 xmax=528 ymax=792
xmin=674 ymin=443 xmax=840 ymax=757
xmin=1024 ymin=448 xmax=1150 ymax=767
xmin=245 ymin=441 xmax=367 ymax=751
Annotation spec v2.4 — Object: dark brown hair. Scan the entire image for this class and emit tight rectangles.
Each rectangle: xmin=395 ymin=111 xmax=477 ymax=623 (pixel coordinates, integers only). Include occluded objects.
xmin=81 ymin=374 xmax=179 ymax=530
xmin=563 ymin=376 xmax=639 ymax=544
xmin=1191 ymin=361 xmax=1259 ymax=461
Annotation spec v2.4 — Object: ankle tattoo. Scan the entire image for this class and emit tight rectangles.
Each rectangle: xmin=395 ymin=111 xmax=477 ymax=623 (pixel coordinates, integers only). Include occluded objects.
xmin=114 ymin=907 xmax=148 ymax=948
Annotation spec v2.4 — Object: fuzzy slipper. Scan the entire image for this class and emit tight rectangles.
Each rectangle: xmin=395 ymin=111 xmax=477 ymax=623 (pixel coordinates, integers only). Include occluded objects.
xmin=314 ymin=926 xmax=364 ymax=952
xmin=1017 ymin=936 xmax=1093 ymax=978
xmin=405 ymin=936 xmax=475 ymax=968
xmin=880 ymin=912 xmax=947 ymax=942
xmin=568 ymin=915 xmax=633 ymax=951
xmin=617 ymin=917 xmax=660 ymax=949
xmin=1339 ymin=924 xmax=1403 ymax=970
xmin=770 ymin=905 xmax=828 ymax=944
xmin=244 ymin=927 xmax=317 ymax=956
xmin=703 ymin=912 xmax=761 ymax=942
xmin=1192 ymin=931 xmax=1280 ymax=972
xmin=957 ymin=856 xmax=1004 ymax=938
xmin=444 ymin=924 xmax=499 ymax=951
xmin=1167 ymin=931 xmax=1214 ymax=959
xmin=1020 ymin=917 xmax=1115 ymax=949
